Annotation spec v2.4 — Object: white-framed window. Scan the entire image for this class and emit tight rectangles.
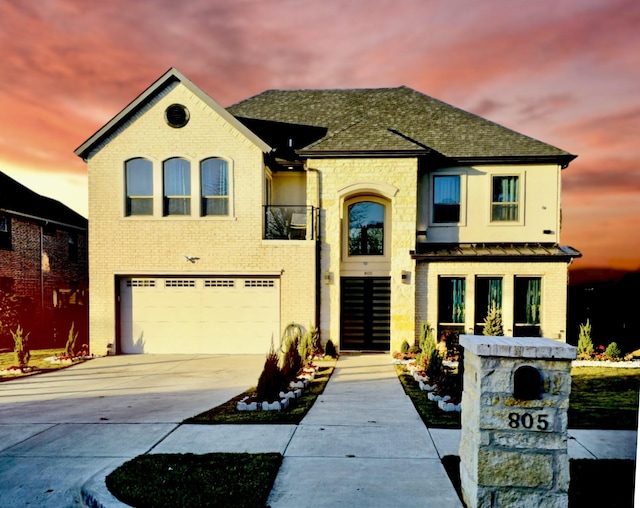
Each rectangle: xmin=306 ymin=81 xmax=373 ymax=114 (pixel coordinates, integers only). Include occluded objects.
xmin=433 ymin=175 xmax=461 ymax=223
xmin=201 ymin=158 xmax=229 ymax=216
xmin=163 ymin=157 xmax=191 ymax=216
xmin=491 ymin=175 xmax=520 ymax=222
xmin=125 ymin=158 xmax=153 ymax=216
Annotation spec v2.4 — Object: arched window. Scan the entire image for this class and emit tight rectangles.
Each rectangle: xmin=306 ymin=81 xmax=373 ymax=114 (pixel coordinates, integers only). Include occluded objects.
xmin=348 ymin=201 xmax=385 ymax=256
xmin=200 ymin=158 xmax=229 ymax=216
xmin=163 ymin=157 xmax=191 ymax=215
xmin=125 ymin=158 xmax=153 ymax=216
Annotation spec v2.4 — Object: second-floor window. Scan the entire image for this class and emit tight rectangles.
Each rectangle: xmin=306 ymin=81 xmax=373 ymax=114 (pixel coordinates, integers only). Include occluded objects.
xmin=348 ymin=201 xmax=384 ymax=255
xmin=433 ymin=175 xmax=460 ymax=223
xmin=125 ymin=158 xmax=153 ymax=216
xmin=201 ymin=158 xmax=229 ymax=216
xmin=68 ymin=232 xmax=78 ymax=262
xmin=492 ymin=175 xmax=519 ymax=222
xmin=163 ymin=158 xmax=191 ymax=216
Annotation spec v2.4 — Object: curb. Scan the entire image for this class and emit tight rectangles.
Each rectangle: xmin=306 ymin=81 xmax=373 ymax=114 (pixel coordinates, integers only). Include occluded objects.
xmin=80 ymin=466 xmax=131 ymax=508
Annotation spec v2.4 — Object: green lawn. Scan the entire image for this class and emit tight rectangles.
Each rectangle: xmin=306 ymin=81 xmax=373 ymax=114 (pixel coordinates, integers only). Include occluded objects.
xmin=397 ymin=364 xmax=640 ymax=430
xmin=107 ymin=453 xmax=282 ymax=508
xmin=569 ymin=366 xmax=640 ymax=429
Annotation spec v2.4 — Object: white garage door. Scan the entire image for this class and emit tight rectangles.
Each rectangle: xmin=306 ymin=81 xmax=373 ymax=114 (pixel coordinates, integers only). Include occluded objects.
xmin=119 ymin=277 xmax=280 ymax=354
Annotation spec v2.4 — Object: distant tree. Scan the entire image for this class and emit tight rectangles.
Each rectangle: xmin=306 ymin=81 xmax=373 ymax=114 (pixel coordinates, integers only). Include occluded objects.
xmin=577 ymin=320 xmax=594 ymax=359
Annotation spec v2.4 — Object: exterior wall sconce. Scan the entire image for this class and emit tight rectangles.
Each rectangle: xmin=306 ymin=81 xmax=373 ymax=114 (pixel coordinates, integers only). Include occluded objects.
xmin=324 ymin=271 xmax=333 ymax=285
xmin=401 ymin=271 xmax=411 ymax=284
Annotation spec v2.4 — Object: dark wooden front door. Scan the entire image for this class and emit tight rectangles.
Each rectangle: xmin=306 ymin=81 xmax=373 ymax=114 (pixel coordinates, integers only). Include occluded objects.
xmin=340 ymin=277 xmax=391 ymax=351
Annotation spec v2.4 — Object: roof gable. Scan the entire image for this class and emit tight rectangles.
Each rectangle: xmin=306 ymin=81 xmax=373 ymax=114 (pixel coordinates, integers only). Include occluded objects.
xmin=74 ymin=68 xmax=271 ymax=160
xmin=0 ymin=171 xmax=87 ymax=229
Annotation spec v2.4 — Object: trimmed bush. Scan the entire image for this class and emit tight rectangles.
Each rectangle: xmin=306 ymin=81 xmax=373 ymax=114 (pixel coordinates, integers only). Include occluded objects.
xmin=416 ymin=323 xmax=436 ymax=370
xmin=400 ymin=340 xmax=410 ymax=354
xmin=605 ymin=342 xmax=622 ymax=360
xmin=256 ymin=342 xmax=286 ymax=401
xmin=324 ymin=339 xmax=337 ymax=358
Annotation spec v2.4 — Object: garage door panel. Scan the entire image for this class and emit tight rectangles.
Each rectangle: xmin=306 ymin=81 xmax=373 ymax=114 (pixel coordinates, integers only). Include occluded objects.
xmin=120 ymin=277 xmax=279 ymax=354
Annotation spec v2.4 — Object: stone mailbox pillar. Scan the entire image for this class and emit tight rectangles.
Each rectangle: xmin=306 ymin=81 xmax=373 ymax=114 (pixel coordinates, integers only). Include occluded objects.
xmin=458 ymin=335 xmax=576 ymax=508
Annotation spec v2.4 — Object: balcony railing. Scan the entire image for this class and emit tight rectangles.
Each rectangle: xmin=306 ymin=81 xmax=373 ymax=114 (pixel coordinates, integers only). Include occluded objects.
xmin=264 ymin=205 xmax=315 ymax=240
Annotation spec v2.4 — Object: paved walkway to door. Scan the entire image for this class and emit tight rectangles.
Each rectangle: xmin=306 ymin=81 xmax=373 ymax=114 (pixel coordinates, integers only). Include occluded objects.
xmin=266 ymin=354 xmax=462 ymax=507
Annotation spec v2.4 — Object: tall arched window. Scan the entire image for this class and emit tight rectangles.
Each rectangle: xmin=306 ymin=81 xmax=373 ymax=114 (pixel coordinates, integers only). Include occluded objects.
xmin=200 ymin=158 xmax=229 ymax=216
xmin=125 ymin=158 xmax=153 ymax=216
xmin=163 ymin=157 xmax=191 ymax=215
xmin=348 ymin=201 xmax=385 ymax=255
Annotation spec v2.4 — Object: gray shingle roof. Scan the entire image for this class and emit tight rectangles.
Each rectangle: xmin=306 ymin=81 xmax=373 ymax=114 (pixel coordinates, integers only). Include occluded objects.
xmin=228 ymin=86 xmax=575 ymax=162
xmin=0 ymin=171 xmax=87 ymax=229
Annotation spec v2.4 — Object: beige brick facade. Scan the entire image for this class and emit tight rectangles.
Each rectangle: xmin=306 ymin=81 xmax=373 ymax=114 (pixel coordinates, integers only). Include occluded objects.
xmin=87 ymin=83 xmax=315 ymax=355
xmin=416 ymin=261 xmax=569 ymax=344
xmin=80 ymin=70 xmax=576 ymax=356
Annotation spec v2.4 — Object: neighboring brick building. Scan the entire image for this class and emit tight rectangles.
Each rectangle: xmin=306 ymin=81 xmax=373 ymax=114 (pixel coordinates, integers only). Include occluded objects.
xmin=0 ymin=171 xmax=88 ymax=350
xmin=75 ymin=68 xmax=580 ymax=356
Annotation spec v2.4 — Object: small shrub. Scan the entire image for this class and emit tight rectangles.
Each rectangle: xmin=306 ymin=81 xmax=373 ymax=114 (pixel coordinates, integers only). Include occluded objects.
xmin=425 ymin=348 xmax=444 ymax=384
xmin=11 ymin=325 xmax=31 ymax=371
xmin=605 ymin=342 xmax=622 ymax=360
xmin=324 ymin=339 xmax=337 ymax=358
xmin=299 ymin=325 xmax=319 ymax=363
xmin=400 ymin=340 xmax=410 ymax=354
xmin=280 ymin=332 xmax=302 ymax=381
xmin=577 ymin=320 xmax=594 ymax=359
xmin=65 ymin=322 xmax=79 ymax=357
xmin=416 ymin=323 xmax=436 ymax=370
xmin=482 ymin=302 xmax=504 ymax=336
xmin=408 ymin=344 xmax=421 ymax=355
xmin=257 ymin=341 xmax=286 ymax=401
xmin=280 ymin=323 xmax=303 ymax=355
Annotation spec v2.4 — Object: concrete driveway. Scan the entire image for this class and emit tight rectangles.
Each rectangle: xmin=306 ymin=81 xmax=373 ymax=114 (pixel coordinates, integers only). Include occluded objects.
xmin=0 ymin=354 xmax=264 ymax=507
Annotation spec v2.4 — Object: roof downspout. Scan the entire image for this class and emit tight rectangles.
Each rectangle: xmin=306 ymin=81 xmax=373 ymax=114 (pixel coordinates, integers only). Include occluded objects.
xmin=305 ymin=165 xmax=322 ymax=332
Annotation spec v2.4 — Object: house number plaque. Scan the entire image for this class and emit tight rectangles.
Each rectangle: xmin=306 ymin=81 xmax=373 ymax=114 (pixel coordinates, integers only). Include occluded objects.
xmin=506 ymin=410 xmax=553 ymax=432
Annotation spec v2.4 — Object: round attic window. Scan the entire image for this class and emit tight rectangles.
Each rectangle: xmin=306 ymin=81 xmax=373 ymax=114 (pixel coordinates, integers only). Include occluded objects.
xmin=165 ymin=104 xmax=190 ymax=128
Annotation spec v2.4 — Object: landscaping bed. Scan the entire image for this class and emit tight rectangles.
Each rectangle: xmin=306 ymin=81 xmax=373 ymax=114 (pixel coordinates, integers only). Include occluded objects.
xmin=397 ymin=363 xmax=640 ymax=430
xmin=0 ymin=348 xmax=93 ymax=381
xmin=184 ymin=363 xmax=334 ymax=425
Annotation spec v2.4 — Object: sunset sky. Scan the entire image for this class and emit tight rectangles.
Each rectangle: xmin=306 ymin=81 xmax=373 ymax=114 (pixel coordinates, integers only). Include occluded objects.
xmin=1 ymin=0 xmax=638 ymax=270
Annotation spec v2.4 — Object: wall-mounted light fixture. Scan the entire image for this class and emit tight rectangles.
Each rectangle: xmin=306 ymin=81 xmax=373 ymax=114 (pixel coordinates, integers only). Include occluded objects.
xmin=324 ymin=271 xmax=333 ymax=285
xmin=401 ymin=271 xmax=411 ymax=284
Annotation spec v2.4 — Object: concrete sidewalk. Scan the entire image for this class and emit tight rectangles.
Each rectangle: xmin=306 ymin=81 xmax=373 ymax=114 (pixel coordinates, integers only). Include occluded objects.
xmin=80 ymin=354 xmax=637 ymax=507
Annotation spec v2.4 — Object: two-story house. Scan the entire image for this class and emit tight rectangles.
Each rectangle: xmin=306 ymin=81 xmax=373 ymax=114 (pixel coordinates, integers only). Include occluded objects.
xmin=75 ymin=68 xmax=579 ymax=356
xmin=0 ymin=171 xmax=88 ymax=349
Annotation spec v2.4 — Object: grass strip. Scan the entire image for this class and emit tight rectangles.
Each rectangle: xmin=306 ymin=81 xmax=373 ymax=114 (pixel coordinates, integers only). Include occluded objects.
xmin=184 ymin=365 xmax=334 ymax=425
xmin=442 ymin=456 xmax=635 ymax=508
xmin=569 ymin=366 xmax=640 ymax=430
xmin=106 ymin=452 xmax=282 ymax=508
xmin=395 ymin=364 xmax=461 ymax=429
